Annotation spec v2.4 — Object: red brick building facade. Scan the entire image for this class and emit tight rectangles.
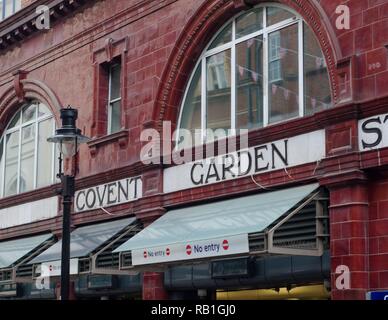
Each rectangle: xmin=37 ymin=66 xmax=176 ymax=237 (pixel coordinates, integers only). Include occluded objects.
xmin=0 ymin=0 xmax=387 ymax=300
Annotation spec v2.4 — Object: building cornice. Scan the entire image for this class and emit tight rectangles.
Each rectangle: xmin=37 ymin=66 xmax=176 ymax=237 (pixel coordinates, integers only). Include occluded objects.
xmin=0 ymin=0 xmax=99 ymax=52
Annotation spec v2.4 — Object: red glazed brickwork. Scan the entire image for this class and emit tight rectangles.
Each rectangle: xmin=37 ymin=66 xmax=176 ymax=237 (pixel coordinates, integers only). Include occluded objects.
xmin=21 ymin=0 xmax=36 ymax=7
xmin=368 ymin=175 xmax=388 ymax=291
xmin=327 ymin=180 xmax=369 ymax=300
xmin=143 ymin=272 xmax=169 ymax=300
xmin=2 ymin=0 xmax=388 ymax=300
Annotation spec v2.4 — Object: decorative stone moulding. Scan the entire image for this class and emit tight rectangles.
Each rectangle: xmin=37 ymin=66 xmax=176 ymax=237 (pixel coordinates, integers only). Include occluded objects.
xmin=0 ymin=70 xmax=62 ymax=132
xmin=87 ymin=129 xmax=129 ymax=157
xmin=0 ymin=0 xmax=100 ymax=52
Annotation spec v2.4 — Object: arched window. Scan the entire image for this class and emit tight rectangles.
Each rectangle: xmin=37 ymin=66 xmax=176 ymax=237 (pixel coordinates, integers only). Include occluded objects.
xmin=0 ymin=102 xmax=56 ymax=197
xmin=178 ymin=5 xmax=332 ymax=146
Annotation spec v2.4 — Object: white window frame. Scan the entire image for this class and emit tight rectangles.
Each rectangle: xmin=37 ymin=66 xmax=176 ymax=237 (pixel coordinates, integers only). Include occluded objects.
xmin=0 ymin=0 xmax=21 ymax=21
xmin=177 ymin=4 xmax=319 ymax=144
xmin=268 ymin=31 xmax=282 ymax=83
xmin=0 ymin=102 xmax=56 ymax=198
xmin=107 ymin=63 xmax=122 ymax=135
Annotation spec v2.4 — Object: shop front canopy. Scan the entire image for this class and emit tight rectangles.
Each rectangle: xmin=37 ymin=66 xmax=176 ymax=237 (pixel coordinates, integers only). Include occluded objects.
xmin=28 ymin=218 xmax=138 ymax=277
xmin=115 ymin=184 xmax=328 ymax=267
xmin=0 ymin=233 xmax=54 ymax=270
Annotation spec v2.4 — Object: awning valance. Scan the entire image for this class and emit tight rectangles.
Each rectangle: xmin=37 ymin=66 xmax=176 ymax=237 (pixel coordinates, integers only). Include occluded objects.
xmin=114 ymin=184 xmax=325 ymax=267
xmin=0 ymin=234 xmax=53 ymax=269
xmin=30 ymin=217 xmax=136 ymax=265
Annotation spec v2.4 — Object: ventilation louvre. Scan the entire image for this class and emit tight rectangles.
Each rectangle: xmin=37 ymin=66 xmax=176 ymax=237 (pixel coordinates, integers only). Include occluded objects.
xmin=272 ymin=201 xmax=319 ymax=250
xmin=0 ymin=269 xmax=12 ymax=282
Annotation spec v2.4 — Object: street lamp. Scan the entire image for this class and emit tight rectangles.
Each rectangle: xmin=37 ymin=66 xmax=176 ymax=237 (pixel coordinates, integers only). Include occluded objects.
xmin=47 ymin=106 xmax=90 ymax=300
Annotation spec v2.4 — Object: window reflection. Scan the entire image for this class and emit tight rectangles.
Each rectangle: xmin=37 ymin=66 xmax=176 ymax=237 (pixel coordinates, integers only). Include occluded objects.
xmin=303 ymin=23 xmax=332 ymax=115
xmin=178 ymin=5 xmax=332 ymax=148
xmin=207 ymin=50 xmax=231 ymax=134
xmin=236 ymin=36 xmax=263 ymax=129
xmin=0 ymin=102 xmax=55 ymax=198
xmin=1 ymin=0 xmax=21 ymax=20
xmin=269 ymin=24 xmax=299 ymax=123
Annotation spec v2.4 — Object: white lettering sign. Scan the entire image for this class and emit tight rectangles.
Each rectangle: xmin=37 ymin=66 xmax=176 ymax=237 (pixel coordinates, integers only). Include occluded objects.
xmin=75 ymin=176 xmax=142 ymax=213
xmin=41 ymin=259 xmax=79 ymax=277
xmin=164 ymin=130 xmax=325 ymax=193
xmin=131 ymin=234 xmax=249 ymax=266
xmin=359 ymin=113 xmax=388 ymax=151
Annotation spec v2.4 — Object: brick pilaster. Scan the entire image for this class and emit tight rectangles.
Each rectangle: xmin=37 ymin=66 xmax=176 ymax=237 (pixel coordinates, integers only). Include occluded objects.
xmin=320 ymin=170 xmax=369 ymax=300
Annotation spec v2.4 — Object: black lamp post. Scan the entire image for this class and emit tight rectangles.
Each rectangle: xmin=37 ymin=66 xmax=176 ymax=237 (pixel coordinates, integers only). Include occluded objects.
xmin=47 ymin=106 xmax=90 ymax=300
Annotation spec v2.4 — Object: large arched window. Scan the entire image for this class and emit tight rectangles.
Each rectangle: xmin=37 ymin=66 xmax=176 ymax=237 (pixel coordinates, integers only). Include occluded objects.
xmin=178 ymin=5 xmax=332 ymax=145
xmin=0 ymin=102 xmax=56 ymax=197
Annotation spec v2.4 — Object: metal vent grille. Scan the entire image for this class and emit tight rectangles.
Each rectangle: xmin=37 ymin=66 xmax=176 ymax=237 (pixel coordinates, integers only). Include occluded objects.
xmin=94 ymin=223 xmax=141 ymax=270
xmin=15 ymin=264 xmax=33 ymax=278
xmin=272 ymin=201 xmax=318 ymax=249
xmin=14 ymin=235 xmax=56 ymax=280
xmin=120 ymin=252 xmax=133 ymax=268
xmin=0 ymin=269 xmax=12 ymax=282
xmin=247 ymin=190 xmax=330 ymax=256
xmin=79 ymin=258 xmax=91 ymax=273
xmin=248 ymin=233 xmax=266 ymax=252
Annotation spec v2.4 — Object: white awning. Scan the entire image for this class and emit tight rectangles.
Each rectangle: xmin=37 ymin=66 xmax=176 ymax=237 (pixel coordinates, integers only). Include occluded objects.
xmin=114 ymin=184 xmax=320 ymax=266
xmin=30 ymin=217 xmax=136 ymax=264
xmin=0 ymin=234 xmax=53 ymax=269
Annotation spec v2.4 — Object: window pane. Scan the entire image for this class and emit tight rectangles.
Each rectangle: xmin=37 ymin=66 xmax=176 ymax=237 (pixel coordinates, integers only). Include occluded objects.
xmin=4 ymin=131 xmax=19 ymax=197
xmin=179 ymin=64 xmax=202 ymax=145
xmin=267 ymin=7 xmax=295 ymax=26
xmin=268 ymin=24 xmax=299 ymax=123
xmin=22 ymin=103 xmax=37 ymax=123
xmin=8 ymin=111 xmax=21 ymax=129
xmin=208 ymin=23 xmax=232 ymax=50
xmin=110 ymin=101 xmax=121 ymax=134
xmin=110 ymin=64 xmax=121 ymax=100
xmin=236 ymin=36 xmax=263 ymax=129
xmin=20 ymin=124 xmax=35 ymax=193
xmin=15 ymin=0 xmax=21 ymax=11
xmin=304 ymin=23 xmax=332 ymax=115
xmin=37 ymin=119 xmax=53 ymax=188
xmin=236 ymin=8 xmax=263 ymax=39
xmin=0 ymin=1 xmax=3 ymax=20
xmin=38 ymin=103 xmax=51 ymax=118
xmin=207 ymin=50 xmax=231 ymax=133
xmin=0 ymin=139 xmax=3 ymax=196
xmin=4 ymin=0 xmax=13 ymax=18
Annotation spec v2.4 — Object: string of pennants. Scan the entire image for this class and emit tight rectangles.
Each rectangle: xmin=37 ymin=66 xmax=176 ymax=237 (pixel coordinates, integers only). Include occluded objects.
xmin=236 ymin=65 xmax=329 ymax=109
xmin=244 ymin=36 xmax=326 ymax=67
xmin=212 ymin=37 xmax=329 ymax=108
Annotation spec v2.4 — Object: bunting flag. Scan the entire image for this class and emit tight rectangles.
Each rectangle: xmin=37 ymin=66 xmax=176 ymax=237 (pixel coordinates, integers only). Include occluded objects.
xmin=279 ymin=47 xmax=287 ymax=59
xmin=311 ymin=98 xmax=317 ymax=109
xmin=251 ymin=71 xmax=259 ymax=83
xmin=315 ymin=57 xmax=324 ymax=69
xmin=283 ymin=88 xmax=290 ymax=100
xmin=247 ymin=38 xmax=255 ymax=48
xmin=238 ymin=65 xmax=245 ymax=77
xmin=272 ymin=84 xmax=278 ymax=95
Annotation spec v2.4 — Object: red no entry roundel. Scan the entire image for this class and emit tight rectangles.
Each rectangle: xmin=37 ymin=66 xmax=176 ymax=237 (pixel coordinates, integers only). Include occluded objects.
xmin=143 ymin=251 xmax=147 ymax=258
xmin=166 ymin=248 xmax=170 ymax=256
xmin=186 ymin=244 xmax=192 ymax=255
xmin=222 ymin=240 xmax=229 ymax=250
